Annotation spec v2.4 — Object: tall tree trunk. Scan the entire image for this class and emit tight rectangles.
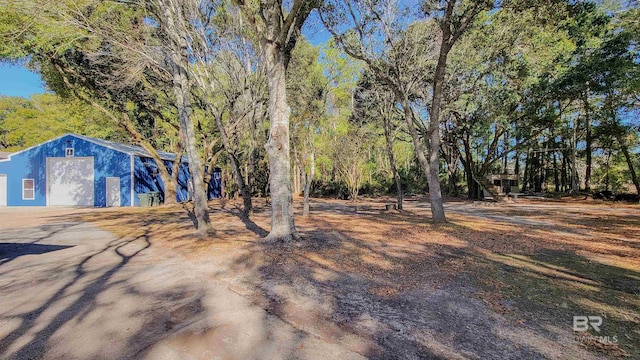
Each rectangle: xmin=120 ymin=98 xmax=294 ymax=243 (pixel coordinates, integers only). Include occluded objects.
xmin=233 ymin=0 xmax=317 ymax=240
xmin=426 ymin=40 xmax=451 ymax=223
xmin=461 ymin=135 xmax=478 ymax=199
xmin=169 ymin=64 xmax=214 ymax=236
xmin=571 ymin=116 xmax=579 ymax=192
xmin=303 ymin=151 xmax=314 ymax=216
xmin=503 ymin=132 xmax=508 ymax=173
xmin=295 ymin=162 xmax=301 ymax=195
xmin=553 ymin=150 xmax=560 ymax=192
xmin=522 ymin=150 xmax=530 ymax=192
xmin=264 ymin=43 xmax=298 ymax=242
xmin=464 ymin=163 xmax=477 ymax=199
xmin=605 ymin=148 xmax=611 ymax=191
xmin=448 ymin=165 xmax=459 ymax=197
xmin=542 ymin=138 xmax=549 ymax=191
xmin=561 ymin=147 xmax=568 ymax=192
xmin=293 ymin=146 xmax=299 ymax=195
xmin=164 ymin=132 xmax=184 ymax=205
xmin=584 ymin=92 xmax=592 ymax=192
xmin=382 ymin=113 xmax=403 ymax=210
xmin=535 ymin=146 xmax=540 ymax=191
xmin=399 ymin=98 xmax=435 ymax=204
xmin=163 ymin=5 xmax=214 ymax=237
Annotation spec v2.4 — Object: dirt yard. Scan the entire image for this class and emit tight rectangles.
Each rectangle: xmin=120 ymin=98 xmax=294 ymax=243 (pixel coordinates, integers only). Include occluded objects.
xmin=0 ymin=197 xmax=638 ymax=359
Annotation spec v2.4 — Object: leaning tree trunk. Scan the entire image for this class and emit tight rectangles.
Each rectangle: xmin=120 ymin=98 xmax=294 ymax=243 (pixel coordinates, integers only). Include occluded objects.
xmin=163 ymin=4 xmax=214 ymax=238
xmin=212 ymin=107 xmax=252 ymax=217
xmin=617 ymin=134 xmax=640 ymax=195
xmin=162 ymin=169 xmax=178 ymax=205
xmin=52 ymin=62 xmax=182 ymax=206
xmin=120 ymin=118 xmax=180 ymax=205
xmin=398 ymin=94 xmax=446 ymax=218
xmin=169 ymin=61 xmax=214 ymax=236
xmin=264 ymin=43 xmax=298 ymax=242
xmin=399 ymin=98 xmax=434 ymax=202
xmin=157 ymin=138 xmax=183 ymax=205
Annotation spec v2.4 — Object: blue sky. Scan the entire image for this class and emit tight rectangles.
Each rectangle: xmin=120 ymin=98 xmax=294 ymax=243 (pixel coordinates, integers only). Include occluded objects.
xmin=0 ymin=63 xmax=46 ymax=98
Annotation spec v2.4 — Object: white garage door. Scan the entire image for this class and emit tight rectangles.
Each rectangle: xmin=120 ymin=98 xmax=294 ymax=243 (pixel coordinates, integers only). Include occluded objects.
xmin=0 ymin=174 xmax=6 ymax=206
xmin=47 ymin=157 xmax=95 ymax=206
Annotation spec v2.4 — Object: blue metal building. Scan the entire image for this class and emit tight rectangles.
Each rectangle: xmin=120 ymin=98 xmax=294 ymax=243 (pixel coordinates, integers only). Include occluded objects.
xmin=0 ymin=133 xmax=222 ymax=207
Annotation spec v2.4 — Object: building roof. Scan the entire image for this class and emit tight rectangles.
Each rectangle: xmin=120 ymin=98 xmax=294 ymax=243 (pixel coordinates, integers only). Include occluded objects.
xmin=0 ymin=133 xmax=180 ymax=162
xmin=70 ymin=134 xmax=178 ymax=161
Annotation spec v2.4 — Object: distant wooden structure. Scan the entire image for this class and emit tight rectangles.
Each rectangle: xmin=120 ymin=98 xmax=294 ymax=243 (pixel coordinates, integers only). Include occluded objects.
xmin=487 ymin=174 xmax=519 ymax=196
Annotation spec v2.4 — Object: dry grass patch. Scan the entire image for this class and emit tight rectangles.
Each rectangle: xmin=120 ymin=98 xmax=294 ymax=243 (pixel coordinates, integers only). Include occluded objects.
xmin=72 ymin=197 xmax=640 ymax=358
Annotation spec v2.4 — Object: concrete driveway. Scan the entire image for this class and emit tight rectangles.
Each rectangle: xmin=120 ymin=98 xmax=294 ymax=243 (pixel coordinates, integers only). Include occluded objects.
xmin=0 ymin=208 xmax=365 ymax=360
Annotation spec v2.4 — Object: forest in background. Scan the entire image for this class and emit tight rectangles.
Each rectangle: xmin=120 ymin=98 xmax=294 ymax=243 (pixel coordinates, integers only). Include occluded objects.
xmin=0 ymin=0 xmax=638 ymax=238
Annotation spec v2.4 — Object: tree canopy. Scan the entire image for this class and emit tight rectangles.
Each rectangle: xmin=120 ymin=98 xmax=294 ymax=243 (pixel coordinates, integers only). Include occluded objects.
xmin=0 ymin=0 xmax=638 ymax=235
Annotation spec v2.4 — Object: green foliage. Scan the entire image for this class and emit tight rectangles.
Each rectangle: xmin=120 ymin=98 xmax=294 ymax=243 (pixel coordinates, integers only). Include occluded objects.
xmin=0 ymin=1 xmax=184 ymax=154
xmin=592 ymin=148 xmax=638 ymax=192
xmin=0 ymin=0 xmax=637 ymax=199
xmin=0 ymin=94 xmax=127 ymax=151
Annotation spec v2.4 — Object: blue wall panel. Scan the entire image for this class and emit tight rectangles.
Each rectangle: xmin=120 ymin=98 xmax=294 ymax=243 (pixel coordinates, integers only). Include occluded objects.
xmin=177 ymin=161 xmax=191 ymax=202
xmin=0 ymin=134 xmax=132 ymax=206
xmin=207 ymin=167 xmax=222 ymax=200
xmin=132 ymin=157 xmax=221 ymax=205
xmin=133 ymin=157 xmax=196 ymax=205
xmin=133 ymin=156 xmax=162 ymax=206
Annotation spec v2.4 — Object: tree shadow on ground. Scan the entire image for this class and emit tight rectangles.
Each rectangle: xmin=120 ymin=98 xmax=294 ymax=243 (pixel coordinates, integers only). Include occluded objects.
xmin=222 ymin=206 xmax=269 ymax=238
xmin=0 ymin=225 xmax=151 ymax=358
xmin=1 ymin=205 xmax=318 ymax=359
xmin=224 ymin=199 xmax=639 ymax=358
xmin=0 ymin=243 xmax=74 ymax=267
xmin=0 ymin=219 xmax=215 ymax=360
xmin=227 ymin=232 xmax=549 ymax=358
xmin=13 ymin=198 xmax=636 ymax=358
xmin=472 ymin=248 xmax=640 ymax=349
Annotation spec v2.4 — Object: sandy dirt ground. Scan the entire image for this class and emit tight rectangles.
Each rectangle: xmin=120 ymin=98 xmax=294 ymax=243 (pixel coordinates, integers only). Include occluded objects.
xmin=0 ymin=208 xmax=366 ymax=359
xmin=0 ymin=197 xmax=638 ymax=359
